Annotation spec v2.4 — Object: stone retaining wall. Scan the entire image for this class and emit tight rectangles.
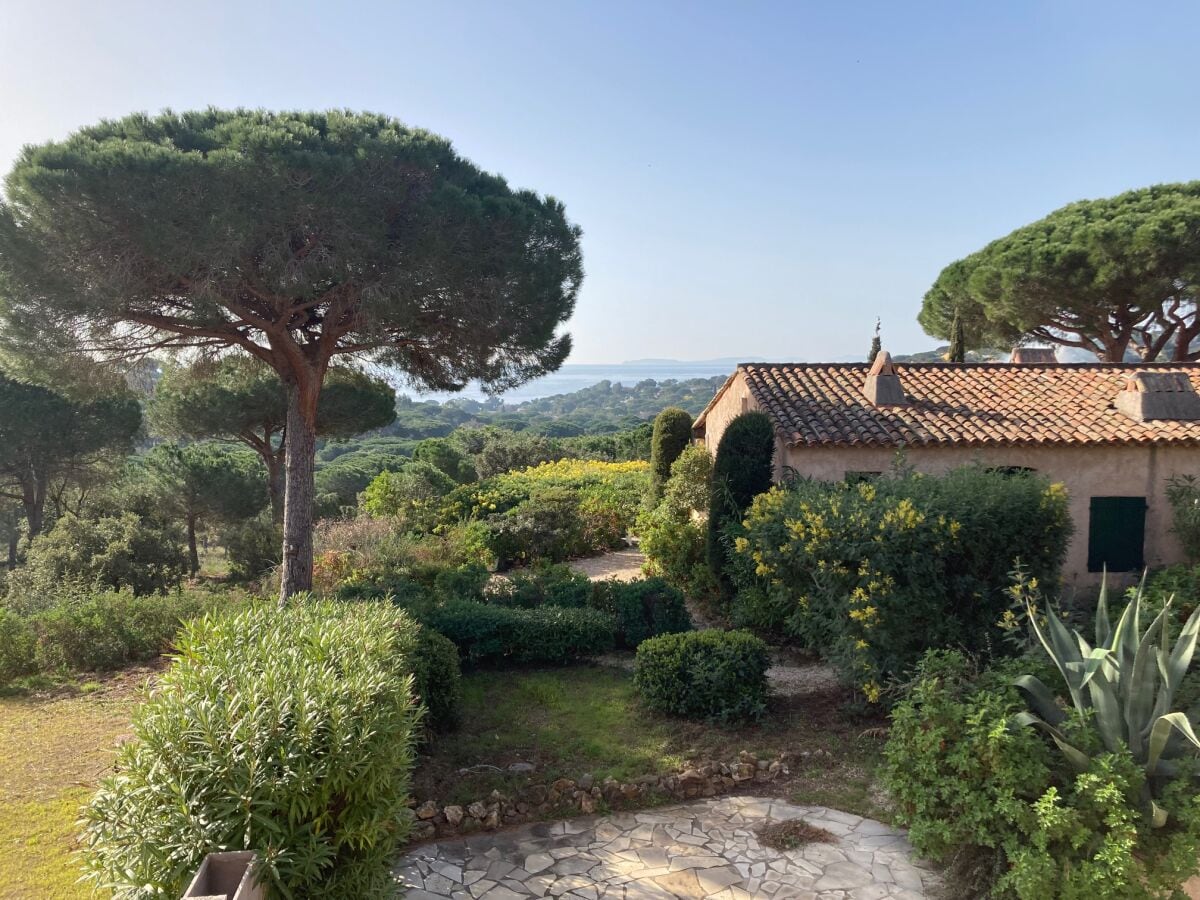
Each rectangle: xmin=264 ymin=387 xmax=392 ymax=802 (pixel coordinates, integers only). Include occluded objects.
xmin=408 ymin=748 xmax=830 ymax=842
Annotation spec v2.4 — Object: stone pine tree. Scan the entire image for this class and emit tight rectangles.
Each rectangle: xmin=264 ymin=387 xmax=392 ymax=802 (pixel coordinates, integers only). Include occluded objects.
xmin=0 ymin=372 xmax=141 ymax=537
xmin=150 ymin=357 xmax=396 ymax=521
xmin=0 ymin=110 xmax=582 ymax=600
xmin=649 ymin=407 xmax=694 ymax=503
xmin=706 ymin=411 xmax=775 ymax=596
xmin=920 ymin=183 xmax=1200 ymax=361
xmin=868 ymin=318 xmax=882 ymax=365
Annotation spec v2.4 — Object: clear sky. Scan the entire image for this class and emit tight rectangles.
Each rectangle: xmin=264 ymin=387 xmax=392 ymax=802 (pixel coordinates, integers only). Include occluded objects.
xmin=3 ymin=1 xmax=1198 ymax=364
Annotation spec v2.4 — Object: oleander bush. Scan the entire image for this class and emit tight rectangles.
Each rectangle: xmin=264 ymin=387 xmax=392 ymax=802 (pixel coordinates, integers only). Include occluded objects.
xmin=634 ymin=629 xmax=769 ymax=723
xmin=592 ymin=576 xmax=692 ymax=648
xmin=423 ymin=599 xmax=615 ymax=666
xmin=733 ymin=465 xmax=1071 ymax=699
xmin=79 ymin=600 xmax=425 ymax=899
xmin=885 ymin=649 xmax=1200 ymax=899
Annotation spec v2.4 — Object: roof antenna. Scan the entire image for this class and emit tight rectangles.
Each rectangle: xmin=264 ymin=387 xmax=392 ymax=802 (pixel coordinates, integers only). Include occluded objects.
xmin=868 ymin=318 xmax=882 ymax=365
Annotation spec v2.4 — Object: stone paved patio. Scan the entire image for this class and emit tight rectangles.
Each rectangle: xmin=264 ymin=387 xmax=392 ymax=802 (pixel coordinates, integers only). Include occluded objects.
xmin=395 ymin=795 xmax=938 ymax=899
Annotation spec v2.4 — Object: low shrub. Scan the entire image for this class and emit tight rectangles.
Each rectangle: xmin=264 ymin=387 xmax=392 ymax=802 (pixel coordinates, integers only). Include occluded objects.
xmin=634 ymin=629 xmax=769 ymax=723
xmin=885 ymin=649 xmax=1200 ymax=899
xmin=411 ymin=627 xmax=463 ymax=733
xmin=735 ymin=465 xmax=1072 ymax=699
xmin=423 ymin=600 xmax=615 ymax=666
xmin=1165 ymin=474 xmax=1200 ymax=564
xmin=638 ymin=507 xmax=717 ymax=600
xmin=1135 ymin=563 xmax=1200 ymax=637
xmin=485 ymin=562 xmax=592 ymax=608
xmin=592 ymin=576 xmax=692 ymax=648
xmin=79 ymin=600 xmax=423 ymax=898
xmin=433 ymin=562 xmax=491 ymax=602
xmin=11 ymin=512 xmax=186 ymax=596
xmin=0 ymin=584 xmax=217 ymax=684
xmin=221 ymin=512 xmax=280 ymax=582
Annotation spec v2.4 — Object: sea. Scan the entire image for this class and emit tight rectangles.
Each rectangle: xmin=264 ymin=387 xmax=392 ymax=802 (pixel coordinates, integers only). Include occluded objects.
xmin=404 ymin=362 xmax=739 ymax=405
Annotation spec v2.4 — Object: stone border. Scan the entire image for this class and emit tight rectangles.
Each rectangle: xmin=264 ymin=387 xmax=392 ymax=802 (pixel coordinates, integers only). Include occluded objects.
xmin=409 ymin=749 xmax=834 ymax=842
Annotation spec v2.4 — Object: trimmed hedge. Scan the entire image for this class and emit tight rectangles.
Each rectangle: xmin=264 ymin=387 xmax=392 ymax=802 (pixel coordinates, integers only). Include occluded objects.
xmin=411 ymin=627 xmax=463 ymax=733
xmin=79 ymin=600 xmax=424 ymax=898
xmin=424 ymin=600 xmax=615 ymax=666
xmin=649 ymin=407 xmax=694 ymax=502
xmin=592 ymin=577 xmax=692 ymax=648
xmin=634 ymin=629 xmax=769 ymax=723
xmin=707 ymin=412 xmax=774 ymax=592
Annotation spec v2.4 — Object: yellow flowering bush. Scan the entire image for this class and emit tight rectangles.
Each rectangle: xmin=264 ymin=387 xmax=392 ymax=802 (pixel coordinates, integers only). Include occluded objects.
xmin=732 ymin=465 xmax=1072 ymax=699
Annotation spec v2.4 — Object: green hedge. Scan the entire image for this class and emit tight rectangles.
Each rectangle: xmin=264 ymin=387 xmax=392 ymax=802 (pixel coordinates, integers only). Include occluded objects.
xmin=80 ymin=600 xmax=424 ymax=898
xmin=424 ymin=600 xmax=615 ymax=666
xmin=592 ymin=577 xmax=692 ymax=648
xmin=634 ymin=629 xmax=769 ymax=723
xmin=0 ymin=586 xmax=215 ymax=685
xmin=734 ymin=465 xmax=1072 ymax=698
xmin=411 ymin=627 xmax=463 ymax=733
xmin=707 ymin=412 xmax=775 ymax=593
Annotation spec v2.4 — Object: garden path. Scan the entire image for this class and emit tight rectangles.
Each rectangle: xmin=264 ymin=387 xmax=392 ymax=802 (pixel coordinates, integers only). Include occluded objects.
xmin=572 ymin=549 xmax=840 ymax=698
xmin=395 ymin=794 xmax=937 ymax=899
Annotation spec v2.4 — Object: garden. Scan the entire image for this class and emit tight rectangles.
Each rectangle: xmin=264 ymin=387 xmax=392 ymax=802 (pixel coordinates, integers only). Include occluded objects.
xmin=0 ymin=108 xmax=1198 ymax=900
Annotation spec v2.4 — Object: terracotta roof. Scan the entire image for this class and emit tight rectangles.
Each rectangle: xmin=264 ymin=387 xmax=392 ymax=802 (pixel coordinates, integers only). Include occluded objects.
xmin=694 ymin=362 xmax=1200 ymax=447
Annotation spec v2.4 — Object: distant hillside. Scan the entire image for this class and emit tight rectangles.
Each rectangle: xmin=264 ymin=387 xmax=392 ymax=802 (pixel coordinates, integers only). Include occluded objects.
xmin=893 ymin=346 xmax=1010 ymax=363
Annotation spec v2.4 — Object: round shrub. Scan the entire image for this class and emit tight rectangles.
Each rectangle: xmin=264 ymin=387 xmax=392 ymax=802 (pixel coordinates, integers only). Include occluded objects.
xmin=411 ymin=626 xmax=463 ymax=733
xmin=221 ymin=511 xmax=281 ymax=582
xmin=485 ymin=562 xmax=593 ymax=608
xmin=424 ymin=599 xmax=615 ymax=666
xmin=649 ymin=407 xmax=693 ymax=502
xmin=634 ymin=628 xmax=769 ymax=723
xmin=592 ymin=576 xmax=692 ymax=648
xmin=706 ymin=412 xmax=774 ymax=592
xmin=79 ymin=600 xmax=424 ymax=898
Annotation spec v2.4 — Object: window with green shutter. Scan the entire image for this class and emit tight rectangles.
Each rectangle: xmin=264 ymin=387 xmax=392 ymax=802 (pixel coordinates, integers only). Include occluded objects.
xmin=1087 ymin=496 xmax=1147 ymax=573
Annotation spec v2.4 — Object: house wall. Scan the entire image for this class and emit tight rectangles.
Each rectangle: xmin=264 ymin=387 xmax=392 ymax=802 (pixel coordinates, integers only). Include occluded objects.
xmin=698 ymin=372 xmax=1197 ymax=591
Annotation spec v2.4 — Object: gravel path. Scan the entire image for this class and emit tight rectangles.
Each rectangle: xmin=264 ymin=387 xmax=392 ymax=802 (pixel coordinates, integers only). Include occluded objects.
xmin=575 ymin=549 xmax=840 ymax=698
xmin=395 ymin=795 xmax=938 ymax=898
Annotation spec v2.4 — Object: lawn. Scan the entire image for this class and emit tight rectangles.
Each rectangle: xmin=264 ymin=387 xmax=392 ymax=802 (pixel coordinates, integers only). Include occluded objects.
xmin=413 ymin=663 xmax=889 ymax=820
xmin=0 ymin=671 xmax=147 ymax=900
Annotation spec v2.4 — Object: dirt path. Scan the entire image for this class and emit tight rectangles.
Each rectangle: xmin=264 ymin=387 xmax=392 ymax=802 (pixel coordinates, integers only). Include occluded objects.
xmin=567 ymin=547 xmax=646 ymax=582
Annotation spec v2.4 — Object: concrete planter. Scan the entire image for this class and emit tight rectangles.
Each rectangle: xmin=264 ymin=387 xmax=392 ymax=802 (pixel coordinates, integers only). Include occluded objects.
xmin=181 ymin=851 xmax=262 ymax=900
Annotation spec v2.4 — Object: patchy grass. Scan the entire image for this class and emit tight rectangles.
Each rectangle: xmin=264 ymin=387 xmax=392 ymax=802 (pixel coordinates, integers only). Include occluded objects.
xmin=0 ymin=669 xmax=146 ymax=899
xmin=413 ymin=662 xmax=889 ymax=820
xmin=756 ymin=818 xmax=838 ymax=850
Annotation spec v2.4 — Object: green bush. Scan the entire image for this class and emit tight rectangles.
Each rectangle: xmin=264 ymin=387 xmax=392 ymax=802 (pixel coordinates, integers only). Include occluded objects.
xmin=1165 ymin=474 xmax=1200 ymax=564
xmin=0 ymin=607 xmax=35 ymax=683
xmin=79 ymin=600 xmax=423 ymax=898
xmin=649 ymin=407 xmax=694 ymax=502
xmin=707 ymin=412 xmax=774 ymax=593
xmin=592 ymin=577 xmax=692 ymax=648
xmin=410 ymin=626 xmax=462 ymax=733
xmin=735 ymin=466 xmax=1072 ymax=699
xmin=12 ymin=512 xmax=186 ymax=596
xmin=885 ymin=649 xmax=1200 ymax=899
xmin=639 ymin=444 xmax=718 ymax=599
xmin=360 ymin=461 xmax=457 ymax=519
xmin=424 ymin=599 xmax=615 ymax=666
xmin=221 ymin=512 xmax=280 ymax=582
xmin=485 ymin=561 xmax=593 ymax=608
xmin=634 ymin=629 xmax=769 ymax=723
xmin=433 ymin=562 xmax=491 ymax=601
xmin=1136 ymin=564 xmax=1200 ymax=637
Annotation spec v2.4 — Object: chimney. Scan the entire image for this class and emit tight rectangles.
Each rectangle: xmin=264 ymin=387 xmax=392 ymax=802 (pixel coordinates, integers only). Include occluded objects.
xmin=1010 ymin=347 xmax=1057 ymax=363
xmin=863 ymin=351 xmax=908 ymax=406
xmin=1115 ymin=372 xmax=1200 ymax=422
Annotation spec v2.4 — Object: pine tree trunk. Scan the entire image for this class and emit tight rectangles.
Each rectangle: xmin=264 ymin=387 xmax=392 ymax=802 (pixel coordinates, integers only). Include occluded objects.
xmin=266 ymin=451 xmax=285 ymax=523
xmin=280 ymin=379 xmax=317 ymax=603
xmin=187 ymin=514 xmax=199 ymax=576
xmin=21 ymin=475 xmax=45 ymax=538
xmin=7 ymin=531 xmax=16 ymax=570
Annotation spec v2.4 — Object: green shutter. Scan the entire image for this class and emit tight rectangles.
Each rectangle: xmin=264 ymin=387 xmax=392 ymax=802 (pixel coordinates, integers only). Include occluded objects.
xmin=1087 ymin=497 xmax=1146 ymax=573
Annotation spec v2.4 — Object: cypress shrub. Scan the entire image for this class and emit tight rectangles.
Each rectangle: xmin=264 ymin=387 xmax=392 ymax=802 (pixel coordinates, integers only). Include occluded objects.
xmin=411 ymin=627 xmax=463 ymax=733
xmin=706 ymin=411 xmax=774 ymax=592
xmin=79 ymin=600 xmax=424 ymax=898
xmin=649 ymin=407 xmax=694 ymax=502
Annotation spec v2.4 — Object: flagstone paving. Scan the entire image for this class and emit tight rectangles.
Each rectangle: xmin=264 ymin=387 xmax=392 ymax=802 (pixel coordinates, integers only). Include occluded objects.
xmin=395 ymin=795 xmax=938 ymax=899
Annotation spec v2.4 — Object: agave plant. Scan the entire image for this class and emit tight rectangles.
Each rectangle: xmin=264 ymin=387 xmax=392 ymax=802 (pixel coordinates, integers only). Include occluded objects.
xmin=1015 ymin=576 xmax=1200 ymax=826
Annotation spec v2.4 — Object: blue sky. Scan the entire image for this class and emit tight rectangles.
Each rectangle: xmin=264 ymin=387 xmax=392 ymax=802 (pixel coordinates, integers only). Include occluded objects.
xmin=3 ymin=1 xmax=1198 ymax=364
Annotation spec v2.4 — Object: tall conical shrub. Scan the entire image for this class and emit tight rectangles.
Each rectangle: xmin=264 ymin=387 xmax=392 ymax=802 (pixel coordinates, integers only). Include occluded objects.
xmin=707 ymin=411 xmax=774 ymax=595
xmin=649 ymin=407 xmax=694 ymax=503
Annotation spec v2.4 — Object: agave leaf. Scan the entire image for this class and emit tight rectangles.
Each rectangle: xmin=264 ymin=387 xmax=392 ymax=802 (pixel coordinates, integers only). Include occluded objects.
xmin=1125 ymin=605 xmax=1170 ymax=758
xmin=1165 ymin=603 xmax=1200 ymax=696
xmin=1095 ymin=572 xmax=1112 ymax=649
xmin=1086 ymin=667 xmax=1126 ymax=753
xmin=1014 ymin=675 xmax=1066 ymax=727
xmin=1014 ymin=711 xmax=1092 ymax=773
xmin=1111 ymin=589 xmax=1139 ymax=674
xmin=1149 ymin=796 xmax=1169 ymax=829
xmin=1146 ymin=712 xmax=1200 ymax=776
xmin=1030 ymin=601 xmax=1090 ymax=710
xmin=1074 ymin=647 xmax=1113 ymax=690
